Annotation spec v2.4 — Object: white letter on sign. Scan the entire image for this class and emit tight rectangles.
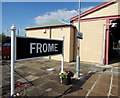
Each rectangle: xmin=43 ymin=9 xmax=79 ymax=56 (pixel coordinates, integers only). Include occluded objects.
xmin=55 ymin=44 xmax=58 ymax=52
xmin=36 ymin=43 xmax=42 ymax=53
xmin=43 ymin=43 xmax=47 ymax=53
xmin=30 ymin=43 xmax=36 ymax=54
xmin=48 ymin=43 xmax=54 ymax=52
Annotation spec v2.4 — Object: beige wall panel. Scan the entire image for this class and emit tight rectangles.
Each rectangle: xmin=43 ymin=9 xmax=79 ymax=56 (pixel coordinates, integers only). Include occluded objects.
xmin=51 ymin=27 xmax=71 ymax=62
xmin=118 ymin=1 xmax=120 ymax=15
xmin=81 ymin=2 xmax=119 ymax=19
xmin=26 ymin=29 xmax=50 ymax=39
xmin=74 ymin=20 xmax=106 ymax=63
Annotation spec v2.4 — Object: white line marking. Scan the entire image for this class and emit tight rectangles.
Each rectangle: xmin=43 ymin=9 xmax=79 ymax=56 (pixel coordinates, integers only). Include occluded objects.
xmin=85 ymin=73 xmax=101 ymax=98
xmin=108 ymin=68 xmax=113 ymax=97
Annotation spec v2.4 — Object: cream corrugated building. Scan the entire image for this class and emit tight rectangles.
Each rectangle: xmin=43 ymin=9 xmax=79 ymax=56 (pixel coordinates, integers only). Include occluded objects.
xmin=26 ymin=0 xmax=120 ymax=65
xmin=25 ymin=20 xmax=76 ymax=62
xmin=70 ymin=0 xmax=120 ymax=64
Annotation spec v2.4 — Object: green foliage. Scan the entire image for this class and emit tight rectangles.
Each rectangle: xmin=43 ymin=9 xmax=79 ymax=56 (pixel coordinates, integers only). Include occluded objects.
xmin=0 ymin=33 xmax=11 ymax=44
xmin=59 ymin=71 xmax=74 ymax=78
xmin=60 ymin=73 xmax=68 ymax=78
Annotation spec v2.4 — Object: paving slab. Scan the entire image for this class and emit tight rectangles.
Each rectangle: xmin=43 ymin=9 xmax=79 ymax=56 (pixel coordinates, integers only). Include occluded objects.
xmin=96 ymin=74 xmax=111 ymax=86
xmin=14 ymin=63 xmax=26 ymax=69
xmin=39 ymin=81 xmax=58 ymax=91
xmin=112 ymin=79 xmax=119 ymax=87
xmin=20 ymin=67 xmax=42 ymax=75
xmin=81 ymin=80 xmax=95 ymax=90
xmin=87 ymin=73 xmax=100 ymax=82
xmin=48 ymin=75 xmax=60 ymax=83
xmin=31 ymin=77 xmax=48 ymax=87
xmin=14 ymin=69 xmax=31 ymax=78
xmin=113 ymin=75 xmax=120 ymax=80
xmin=88 ymin=90 xmax=108 ymax=96
xmin=65 ymin=88 xmax=89 ymax=96
xmin=111 ymin=86 xmax=119 ymax=96
xmin=93 ymin=83 xmax=110 ymax=95
xmin=52 ymin=84 xmax=71 ymax=94
xmin=17 ymin=75 xmax=39 ymax=83
xmin=28 ymin=87 xmax=47 ymax=96
xmin=34 ymin=71 xmax=49 ymax=77
xmin=43 ymin=91 xmax=60 ymax=96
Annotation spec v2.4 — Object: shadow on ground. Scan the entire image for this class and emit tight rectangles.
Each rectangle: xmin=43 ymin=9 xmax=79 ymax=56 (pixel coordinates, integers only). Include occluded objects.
xmin=55 ymin=72 xmax=95 ymax=98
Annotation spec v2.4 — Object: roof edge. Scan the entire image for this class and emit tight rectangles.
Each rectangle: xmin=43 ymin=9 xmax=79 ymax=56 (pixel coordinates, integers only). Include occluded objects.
xmin=25 ymin=25 xmax=75 ymax=30
xmin=25 ymin=20 xmax=75 ymax=30
xmin=70 ymin=0 xmax=117 ymax=21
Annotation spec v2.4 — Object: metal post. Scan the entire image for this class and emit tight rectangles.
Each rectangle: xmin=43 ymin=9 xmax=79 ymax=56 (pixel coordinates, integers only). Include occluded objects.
xmin=18 ymin=29 xmax=19 ymax=36
xmin=61 ymin=36 xmax=65 ymax=73
xmin=11 ymin=24 xmax=16 ymax=96
xmin=49 ymin=27 xmax=51 ymax=59
xmin=75 ymin=0 xmax=81 ymax=78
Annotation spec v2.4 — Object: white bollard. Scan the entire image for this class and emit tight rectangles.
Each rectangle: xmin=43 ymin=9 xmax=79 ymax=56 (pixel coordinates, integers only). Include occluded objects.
xmin=11 ymin=24 xmax=16 ymax=96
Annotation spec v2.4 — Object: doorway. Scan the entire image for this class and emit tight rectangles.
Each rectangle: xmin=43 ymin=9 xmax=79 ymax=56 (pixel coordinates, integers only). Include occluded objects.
xmin=109 ymin=18 xmax=120 ymax=64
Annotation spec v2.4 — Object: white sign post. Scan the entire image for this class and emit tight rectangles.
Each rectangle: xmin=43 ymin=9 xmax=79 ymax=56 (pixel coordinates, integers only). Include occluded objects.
xmin=11 ymin=25 xmax=16 ymax=96
xmin=10 ymin=25 xmax=63 ymax=96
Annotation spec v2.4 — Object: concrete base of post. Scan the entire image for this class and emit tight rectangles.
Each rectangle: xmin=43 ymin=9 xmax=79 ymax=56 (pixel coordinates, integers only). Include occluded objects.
xmin=74 ymin=55 xmax=80 ymax=78
xmin=73 ymin=73 xmax=81 ymax=79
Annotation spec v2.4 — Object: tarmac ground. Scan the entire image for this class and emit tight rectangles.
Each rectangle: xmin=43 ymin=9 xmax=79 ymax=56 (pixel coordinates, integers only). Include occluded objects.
xmin=1 ymin=58 xmax=120 ymax=97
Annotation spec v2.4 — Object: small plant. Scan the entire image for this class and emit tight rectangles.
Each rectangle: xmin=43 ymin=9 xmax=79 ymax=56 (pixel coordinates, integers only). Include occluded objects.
xmin=13 ymin=83 xmax=29 ymax=97
xmin=59 ymin=70 xmax=74 ymax=78
xmin=23 ymin=84 xmax=28 ymax=96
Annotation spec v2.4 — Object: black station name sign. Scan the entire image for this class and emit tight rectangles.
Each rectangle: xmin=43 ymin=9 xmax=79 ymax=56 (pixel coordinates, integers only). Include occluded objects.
xmin=16 ymin=37 xmax=63 ymax=60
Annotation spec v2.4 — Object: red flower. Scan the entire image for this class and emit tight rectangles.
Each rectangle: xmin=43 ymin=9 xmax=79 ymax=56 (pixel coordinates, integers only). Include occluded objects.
xmin=24 ymin=85 xmax=28 ymax=88
xmin=17 ymin=83 xmax=21 ymax=85
xmin=17 ymin=86 xmax=22 ymax=88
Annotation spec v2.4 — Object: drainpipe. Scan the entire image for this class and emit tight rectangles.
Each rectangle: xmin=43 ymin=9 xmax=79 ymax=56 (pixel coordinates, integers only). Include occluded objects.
xmin=101 ymin=22 xmax=117 ymax=65
xmin=100 ymin=24 xmax=106 ymax=65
